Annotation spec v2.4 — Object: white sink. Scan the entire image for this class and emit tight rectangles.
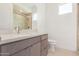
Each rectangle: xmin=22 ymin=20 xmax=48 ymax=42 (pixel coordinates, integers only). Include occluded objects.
xmin=0 ymin=34 xmax=28 ymax=40
xmin=0 ymin=31 xmax=40 ymax=41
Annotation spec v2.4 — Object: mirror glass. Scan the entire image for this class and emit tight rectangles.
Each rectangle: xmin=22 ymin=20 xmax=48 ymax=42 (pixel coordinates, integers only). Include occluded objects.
xmin=13 ymin=3 xmax=37 ymax=32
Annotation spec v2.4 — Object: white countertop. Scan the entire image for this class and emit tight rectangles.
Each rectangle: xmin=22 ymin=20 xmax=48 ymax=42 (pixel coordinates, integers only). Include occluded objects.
xmin=0 ymin=32 xmax=47 ymax=45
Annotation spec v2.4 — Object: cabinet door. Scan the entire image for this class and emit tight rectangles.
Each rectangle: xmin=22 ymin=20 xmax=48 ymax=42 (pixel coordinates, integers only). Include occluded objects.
xmin=41 ymin=48 xmax=48 ymax=56
xmin=30 ymin=42 xmax=41 ymax=56
xmin=41 ymin=39 xmax=48 ymax=51
xmin=41 ymin=39 xmax=48 ymax=56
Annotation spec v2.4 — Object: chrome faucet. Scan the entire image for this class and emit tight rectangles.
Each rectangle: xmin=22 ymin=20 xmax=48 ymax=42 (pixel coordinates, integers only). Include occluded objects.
xmin=15 ymin=25 xmax=20 ymax=34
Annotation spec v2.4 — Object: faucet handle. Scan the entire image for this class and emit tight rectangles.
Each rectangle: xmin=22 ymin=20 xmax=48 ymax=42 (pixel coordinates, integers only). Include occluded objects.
xmin=14 ymin=25 xmax=20 ymax=34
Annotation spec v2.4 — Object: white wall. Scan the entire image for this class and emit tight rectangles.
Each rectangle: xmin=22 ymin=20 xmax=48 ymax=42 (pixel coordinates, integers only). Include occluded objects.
xmin=36 ymin=4 xmax=46 ymax=33
xmin=46 ymin=3 xmax=77 ymax=51
xmin=0 ymin=3 xmax=13 ymax=34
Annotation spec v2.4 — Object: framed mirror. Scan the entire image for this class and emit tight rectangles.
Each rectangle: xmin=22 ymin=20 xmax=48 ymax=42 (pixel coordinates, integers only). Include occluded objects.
xmin=13 ymin=4 xmax=33 ymax=32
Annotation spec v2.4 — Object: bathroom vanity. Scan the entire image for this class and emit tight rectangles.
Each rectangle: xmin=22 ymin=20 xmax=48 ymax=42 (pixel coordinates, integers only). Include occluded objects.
xmin=0 ymin=33 xmax=48 ymax=56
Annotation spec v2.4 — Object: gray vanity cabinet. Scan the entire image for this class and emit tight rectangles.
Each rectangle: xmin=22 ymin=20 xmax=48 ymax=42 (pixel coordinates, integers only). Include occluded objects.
xmin=0 ymin=34 xmax=48 ymax=56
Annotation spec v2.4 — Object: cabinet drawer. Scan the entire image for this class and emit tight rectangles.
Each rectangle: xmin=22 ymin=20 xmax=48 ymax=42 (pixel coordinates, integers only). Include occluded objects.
xmin=29 ymin=36 xmax=40 ymax=45
xmin=1 ymin=39 xmax=30 ymax=55
xmin=41 ymin=39 xmax=48 ymax=51
xmin=41 ymin=34 xmax=48 ymax=40
xmin=12 ymin=47 xmax=31 ymax=56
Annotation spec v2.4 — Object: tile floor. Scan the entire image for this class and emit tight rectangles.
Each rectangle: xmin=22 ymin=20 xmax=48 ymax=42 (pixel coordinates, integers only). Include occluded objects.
xmin=48 ymin=48 xmax=79 ymax=56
